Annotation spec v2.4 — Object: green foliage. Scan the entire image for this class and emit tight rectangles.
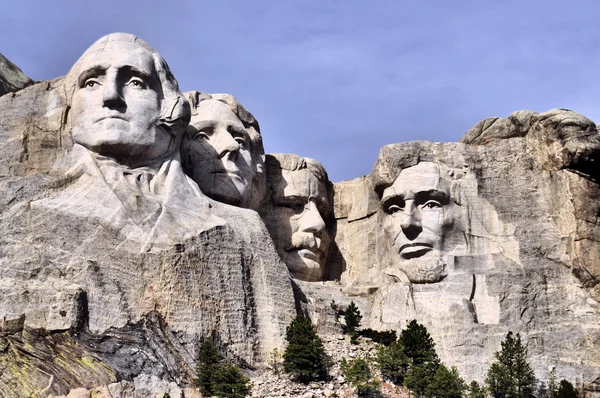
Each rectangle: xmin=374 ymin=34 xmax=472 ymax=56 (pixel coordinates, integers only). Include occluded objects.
xmin=211 ymin=362 xmax=252 ymax=398
xmin=375 ymin=340 xmax=409 ymax=385
xmin=426 ymin=364 xmax=467 ymax=398
xmin=556 ymin=379 xmax=578 ymax=398
xmin=468 ymin=381 xmax=486 ymax=398
xmin=358 ymin=329 xmax=397 ymax=346
xmin=484 ymin=331 xmax=535 ymax=398
xmin=195 ymin=338 xmax=221 ymax=396
xmin=283 ymin=315 xmax=330 ymax=383
xmin=194 ymin=338 xmax=252 ymax=398
xmin=162 ymin=393 xmax=170 ymax=398
xmin=405 ymin=361 xmax=440 ymax=397
xmin=340 ymin=357 xmax=381 ymax=397
xmin=344 ymin=301 xmax=362 ymax=334
xmin=400 ymin=320 xmax=439 ymax=367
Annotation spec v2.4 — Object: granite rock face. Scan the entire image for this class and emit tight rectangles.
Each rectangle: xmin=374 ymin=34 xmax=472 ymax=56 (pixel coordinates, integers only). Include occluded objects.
xmin=0 ymin=34 xmax=294 ymax=397
xmin=0 ymin=53 xmax=33 ymax=96
xmin=330 ymin=109 xmax=600 ymax=394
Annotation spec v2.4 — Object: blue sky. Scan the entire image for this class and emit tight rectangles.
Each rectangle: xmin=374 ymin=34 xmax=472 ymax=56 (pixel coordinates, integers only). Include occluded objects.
xmin=2 ymin=1 xmax=600 ymax=182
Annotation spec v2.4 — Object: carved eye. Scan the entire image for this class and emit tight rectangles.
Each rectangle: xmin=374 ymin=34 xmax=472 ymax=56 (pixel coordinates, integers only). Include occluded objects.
xmin=126 ymin=77 xmax=146 ymax=89
xmin=83 ymin=79 xmax=100 ymax=88
xmin=234 ymin=137 xmax=246 ymax=148
xmin=193 ymin=131 xmax=210 ymax=140
xmin=386 ymin=204 xmax=403 ymax=214
xmin=422 ymin=201 xmax=442 ymax=210
xmin=282 ymin=198 xmax=307 ymax=215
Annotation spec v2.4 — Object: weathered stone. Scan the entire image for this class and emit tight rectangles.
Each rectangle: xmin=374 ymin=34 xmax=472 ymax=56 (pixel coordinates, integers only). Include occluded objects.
xmin=0 ymin=53 xmax=33 ymax=96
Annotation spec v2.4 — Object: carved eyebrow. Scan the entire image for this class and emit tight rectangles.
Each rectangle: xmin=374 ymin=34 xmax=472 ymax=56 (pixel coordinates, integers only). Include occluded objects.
xmin=77 ymin=65 xmax=108 ymax=87
xmin=120 ymin=65 xmax=152 ymax=82
xmin=414 ymin=190 xmax=449 ymax=204
xmin=228 ymin=124 xmax=248 ymax=137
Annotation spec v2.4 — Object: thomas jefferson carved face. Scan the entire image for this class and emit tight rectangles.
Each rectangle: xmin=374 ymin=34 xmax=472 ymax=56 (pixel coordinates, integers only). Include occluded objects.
xmin=70 ymin=39 xmax=172 ymax=162
xmin=380 ymin=162 xmax=455 ymax=283
xmin=182 ymin=99 xmax=255 ymax=206
xmin=262 ymin=160 xmax=331 ymax=281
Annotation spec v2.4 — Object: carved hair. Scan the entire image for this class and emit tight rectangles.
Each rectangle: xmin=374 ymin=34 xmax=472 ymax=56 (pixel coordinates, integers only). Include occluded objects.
xmin=62 ymin=33 xmax=190 ymax=137
xmin=265 ymin=153 xmax=329 ymax=185
xmin=185 ymin=91 xmax=264 ymax=156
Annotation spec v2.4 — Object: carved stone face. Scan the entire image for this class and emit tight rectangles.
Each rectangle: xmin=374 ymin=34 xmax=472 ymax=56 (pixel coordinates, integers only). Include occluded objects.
xmin=182 ymin=100 xmax=256 ymax=207
xmin=264 ymin=168 xmax=330 ymax=281
xmin=70 ymin=40 xmax=170 ymax=161
xmin=380 ymin=162 xmax=454 ymax=283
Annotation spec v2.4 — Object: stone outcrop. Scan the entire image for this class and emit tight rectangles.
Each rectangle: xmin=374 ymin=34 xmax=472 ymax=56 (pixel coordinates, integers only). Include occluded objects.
xmin=0 ymin=53 xmax=33 ymax=96
xmin=331 ymin=109 xmax=600 ymax=394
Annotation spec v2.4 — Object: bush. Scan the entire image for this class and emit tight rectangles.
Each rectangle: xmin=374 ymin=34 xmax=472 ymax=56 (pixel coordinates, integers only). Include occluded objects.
xmin=340 ymin=357 xmax=381 ymax=397
xmin=283 ymin=315 xmax=330 ymax=383
xmin=194 ymin=338 xmax=252 ymax=398
xmin=344 ymin=301 xmax=362 ymax=334
xmin=358 ymin=329 xmax=397 ymax=346
xmin=375 ymin=340 xmax=409 ymax=384
xmin=557 ymin=379 xmax=578 ymax=398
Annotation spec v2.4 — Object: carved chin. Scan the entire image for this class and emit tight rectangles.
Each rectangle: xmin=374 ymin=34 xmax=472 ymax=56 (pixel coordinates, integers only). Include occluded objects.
xmin=398 ymin=253 xmax=447 ymax=284
xmin=284 ymin=251 xmax=323 ymax=281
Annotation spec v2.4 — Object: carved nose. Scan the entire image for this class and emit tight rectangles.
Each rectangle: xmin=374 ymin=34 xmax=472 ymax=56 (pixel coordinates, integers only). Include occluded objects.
xmin=102 ymin=77 xmax=125 ymax=108
xmin=299 ymin=201 xmax=326 ymax=233
xmin=216 ymin=130 xmax=240 ymax=159
xmin=400 ymin=206 xmax=422 ymax=240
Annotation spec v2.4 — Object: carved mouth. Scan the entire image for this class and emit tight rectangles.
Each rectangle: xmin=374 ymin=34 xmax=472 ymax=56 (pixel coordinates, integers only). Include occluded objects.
xmin=95 ymin=114 xmax=128 ymax=123
xmin=399 ymin=243 xmax=433 ymax=259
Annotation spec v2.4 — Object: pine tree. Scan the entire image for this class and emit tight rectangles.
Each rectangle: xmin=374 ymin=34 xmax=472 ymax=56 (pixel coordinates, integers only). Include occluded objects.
xmin=485 ymin=331 xmax=535 ymax=398
xmin=375 ymin=340 xmax=410 ymax=384
xmin=400 ymin=320 xmax=439 ymax=367
xmin=283 ymin=315 xmax=330 ymax=383
xmin=195 ymin=338 xmax=221 ymax=396
xmin=211 ymin=362 xmax=252 ymax=398
xmin=426 ymin=364 xmax=467 ymax=398
xmin=400 ymin=320 xmax=440 ymax=397
xmin=556 ymin=380 xmax=578 ymax=398
xmin=344 ymin=301 xmax=362 ymax=334
xmin=468 ymin=381 xmax=486 ymax=398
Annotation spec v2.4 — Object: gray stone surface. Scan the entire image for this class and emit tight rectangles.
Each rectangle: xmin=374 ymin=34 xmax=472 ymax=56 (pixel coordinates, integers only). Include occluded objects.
xmin=0 ymin=34 xmax=294 ymax=397
xmin=0 ymin=53 xmax=33 ymax=96
xmin=331 ymin=110 xmax=600 ymax=394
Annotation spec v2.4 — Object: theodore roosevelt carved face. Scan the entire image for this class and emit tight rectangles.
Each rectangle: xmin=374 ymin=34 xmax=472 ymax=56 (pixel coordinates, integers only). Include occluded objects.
xmin=261 ymin=154 xmax=331 ymax=281
xmin=181 ymin=92 xmax=265 ymax=210
xmin=380 ymin=162 xmax=455 ymax=283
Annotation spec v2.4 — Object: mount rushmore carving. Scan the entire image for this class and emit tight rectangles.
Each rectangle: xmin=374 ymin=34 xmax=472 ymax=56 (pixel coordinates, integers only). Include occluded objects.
xmin=0 ymin=33 xmax=599 ymax=396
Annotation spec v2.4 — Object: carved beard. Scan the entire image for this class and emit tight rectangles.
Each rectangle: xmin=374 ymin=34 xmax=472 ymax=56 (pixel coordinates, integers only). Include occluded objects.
xmin=398 ymin=250 xmax=447 ymax=283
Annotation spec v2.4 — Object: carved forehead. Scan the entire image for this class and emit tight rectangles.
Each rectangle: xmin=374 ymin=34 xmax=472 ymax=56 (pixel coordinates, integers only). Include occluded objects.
xmin=381 ymin=162 xmax=449 ymax=202
xmin=190 ymin=100 xmax=244 ymax=126
xmin=274 ymin=169 xmax=328 ymax=202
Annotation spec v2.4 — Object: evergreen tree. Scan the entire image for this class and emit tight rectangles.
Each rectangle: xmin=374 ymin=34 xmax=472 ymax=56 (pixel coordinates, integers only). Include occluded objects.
xmin=195 ymin=338 xmax=252 ymax=398
xmin=484 ymin=331 xmax=535 ymax=398
xmin=468 ymin=381 xmax=486 ymax=398
xmin=340 ymin=357 xmax=381 ymax=397
xmin=195 ymin=338 xmax=221 ymax=396
xmin=400 ymin=320 xmax=439 ymax=366
xmin=405 ymin=361 xmax=440 ymax=398
xmin=557 ymin=380 xmax=578 ymax=398
xmin=375 ymin=340 xmax=409 ymax=384
xmin=426 ymin=364 xmax=467 ymax=398
xmin=283 ymin=315 xmax=330 ymax=382
xmin=344 ymin=301 xmax=362 ymax=334
xmin=211 ymin=362 xmax=252 ymax=398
